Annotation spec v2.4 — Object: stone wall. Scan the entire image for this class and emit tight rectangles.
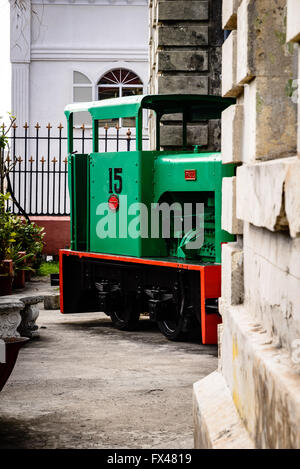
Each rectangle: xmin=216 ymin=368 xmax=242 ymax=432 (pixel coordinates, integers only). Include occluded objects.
xmin=194 ymin=0 xmax=300 ymax=448
xmin=148 ymin=0 xmax=223 ymax=150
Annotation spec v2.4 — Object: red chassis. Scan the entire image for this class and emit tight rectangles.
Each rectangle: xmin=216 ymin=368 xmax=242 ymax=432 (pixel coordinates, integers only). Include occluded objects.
xmin=59 ymin=249 xmax=222 ymax=345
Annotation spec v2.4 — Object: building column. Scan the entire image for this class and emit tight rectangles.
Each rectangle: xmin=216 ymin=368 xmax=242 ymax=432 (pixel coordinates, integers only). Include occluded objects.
xmin=10 ymin=0 xmax=31 ymax=125
xmin=11 ymin=63 xmax=30 ymax=125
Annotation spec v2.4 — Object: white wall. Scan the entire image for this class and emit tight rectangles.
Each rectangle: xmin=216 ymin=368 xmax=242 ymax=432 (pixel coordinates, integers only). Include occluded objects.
xmin=11 ymin=0 xmax=149 ymax=128
xmin=9 ymin=0 xmax=149 ymax=215
xmin=0 ymin=0 xmax=11 ymax=124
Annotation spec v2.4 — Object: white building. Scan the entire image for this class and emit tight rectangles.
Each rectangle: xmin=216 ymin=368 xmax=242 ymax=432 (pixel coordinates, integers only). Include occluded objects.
xmin=10 ymin=0 xmax=148 ymax=126
xmin=9 ymin=0 xmax=149 ymax=214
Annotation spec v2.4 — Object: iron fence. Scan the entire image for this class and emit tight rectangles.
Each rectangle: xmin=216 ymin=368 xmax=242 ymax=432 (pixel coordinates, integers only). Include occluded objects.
xmin=2 ymin=122 xmax=149 ymax=216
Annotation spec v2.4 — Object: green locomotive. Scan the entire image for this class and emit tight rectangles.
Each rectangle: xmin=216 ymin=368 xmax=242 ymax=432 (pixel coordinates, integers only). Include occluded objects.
xmin=59 ymin=94 xmax=235 ymax=343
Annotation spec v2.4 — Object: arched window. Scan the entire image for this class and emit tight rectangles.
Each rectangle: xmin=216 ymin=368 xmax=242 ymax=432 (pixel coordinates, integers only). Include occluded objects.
xmin=98 ymin=69 xmax=143 ymax=128
xmin=98 ymin=68 xmax=143 ymax=101
xmin=73 ymin=71 xmax=93 ymax=127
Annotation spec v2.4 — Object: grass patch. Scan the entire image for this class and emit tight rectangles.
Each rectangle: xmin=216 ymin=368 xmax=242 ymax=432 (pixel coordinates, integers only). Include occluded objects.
xmin=36 ymin=261 xmax=59 ymax=277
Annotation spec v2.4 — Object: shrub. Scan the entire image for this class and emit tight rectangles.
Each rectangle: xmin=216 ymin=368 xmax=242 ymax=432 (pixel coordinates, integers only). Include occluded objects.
xmin=0 ymin=193 xmax=45 ymax=271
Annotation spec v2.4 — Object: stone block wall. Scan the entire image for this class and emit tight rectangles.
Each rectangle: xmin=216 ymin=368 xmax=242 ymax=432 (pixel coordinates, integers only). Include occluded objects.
xmin=149 ymin=0 xmax=223 ymax=150
xmin=194 ymin=0 xmax=300 ymax=448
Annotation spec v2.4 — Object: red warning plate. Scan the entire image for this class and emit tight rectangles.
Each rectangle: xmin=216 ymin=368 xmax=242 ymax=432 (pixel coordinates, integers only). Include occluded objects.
xmin=185 ymin=170 xmax=197 ymax=181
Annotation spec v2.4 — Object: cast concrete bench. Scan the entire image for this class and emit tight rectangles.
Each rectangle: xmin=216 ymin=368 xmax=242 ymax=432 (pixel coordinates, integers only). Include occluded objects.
xmin=0 ymin=290 xmax=60 ymax=339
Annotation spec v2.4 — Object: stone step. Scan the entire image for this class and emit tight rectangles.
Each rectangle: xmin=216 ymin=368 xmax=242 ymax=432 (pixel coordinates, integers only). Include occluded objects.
xmin=193 ymin=371 xmax=254 ymax=449
xmin=218 ymin=300 xmax=300 ymax=448
xmin=43 ymin=293 xmax=60 ymax=310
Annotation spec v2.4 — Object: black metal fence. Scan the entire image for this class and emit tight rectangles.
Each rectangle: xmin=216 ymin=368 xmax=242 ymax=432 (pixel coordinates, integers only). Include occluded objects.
xmin=2 ymin=122 xmax=148 ymax=216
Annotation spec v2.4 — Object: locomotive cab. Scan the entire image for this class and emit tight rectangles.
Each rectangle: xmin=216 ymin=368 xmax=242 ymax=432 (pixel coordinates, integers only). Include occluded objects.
xmin=60 ymin=94 xmax=236 ymax=343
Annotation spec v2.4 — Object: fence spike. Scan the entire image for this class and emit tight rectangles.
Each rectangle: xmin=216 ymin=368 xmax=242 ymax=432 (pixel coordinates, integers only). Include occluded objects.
xmin=40 ymin=156 xmax=46 ymax=164
xmin=104 ymin=123 xmax=109 ymax=131
xmin=52 ymin=157 xmax=57 ymax=164
xmin=12 ymin=123 xmax=18 ymax=129
xmin=115 ymin=123 xmax=120 ymax=131
xmin=63 ymin=157 xmax=68 ymax=164
xmin=46 ymin=123 xmax=52 ymax=130
xmin=17 ymin=156 xmax=23 ymax=163
xmin=58 ymin=123 xmax=64 ymax=129
xmin=29 ymin=156 xmax=34 ymax=163
xmin=80 ymin=123 xmax=85 ymax=130
xmin=23 ymin=122 xmax=29 ymax=129
xmin=35 ymin=122 xmax=41 ymax=129
xmin=127 ymin=128 xmax=132 ymax=139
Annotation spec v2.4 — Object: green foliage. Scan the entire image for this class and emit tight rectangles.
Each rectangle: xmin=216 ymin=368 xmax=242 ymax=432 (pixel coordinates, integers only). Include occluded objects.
xmin=0 ymin=193 xmax=45 ymax=272
xmin=0 ymin=134 xmax=8 ymax=149
xmin=36 ymin=261 xmax=59 ymax=277
xmin=13 ymin=217 xmax=45 ymax=269
xmin=0 ymin=193 xmax=16 ymax=261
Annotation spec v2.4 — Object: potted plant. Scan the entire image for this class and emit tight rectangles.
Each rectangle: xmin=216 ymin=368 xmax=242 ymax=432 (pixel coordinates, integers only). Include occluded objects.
xmin=13 ymin=218 xmax=45 ymax=275
xmin=9 ymin=246 xmax=34 ymax=289
xmin=0 ymin=116 xmax=44 ymax=288
xmin=0 ymin=260 xmax=13 ymax=296
xmin=0 ymin=194 xmax=16 ymax=296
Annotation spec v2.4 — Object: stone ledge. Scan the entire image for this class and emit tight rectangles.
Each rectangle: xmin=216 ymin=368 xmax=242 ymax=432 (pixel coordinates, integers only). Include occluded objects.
xmin=222 ymin=31 xmax=243 ymax=98
xmin=193 ymin=371 xmax=254 ymax=449
xmin=219 ymin=300 xmax=300 ymax=448
xmin=221 ymin=242 xmax=244 ymax=306
xmin=237 ymin=0 xmax=294 ymax=85
xmin=236 ymin=156 xmax=300 ymax=236
xmin=243 ymin=222 xmax=300 ymax=352
xmin=221 ymin=104 xmax=244 ymax=164
xmin=222 ymin=177 xmax=243 ymax=235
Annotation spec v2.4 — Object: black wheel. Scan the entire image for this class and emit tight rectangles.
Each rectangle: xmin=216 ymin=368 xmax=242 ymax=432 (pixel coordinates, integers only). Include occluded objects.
xmin=157 ymin=316 xmax=185 ymax=341
xmin=109 ymin=293 xmax=140 ymax=331
xmin=157 ymin=313 xmax=201 ymax=341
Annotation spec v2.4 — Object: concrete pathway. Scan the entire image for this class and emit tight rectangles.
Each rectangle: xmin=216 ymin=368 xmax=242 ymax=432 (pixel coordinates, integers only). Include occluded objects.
xmin=0 ymin=305 xmax=217 ymax=449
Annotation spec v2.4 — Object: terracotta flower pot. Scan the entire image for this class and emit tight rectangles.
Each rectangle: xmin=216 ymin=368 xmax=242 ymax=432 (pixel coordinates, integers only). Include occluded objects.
xmin=0 ymin=260 xmax=13 ymax=296
xmin=25 ymin=270 xmax=32 ymax=282
xmin=12 ymin=252 xmax=26 ymax=290
xmin=0 ymin=337 xmax=29 ymax=392
xmin=13 ymin=270 xmax=26 ymax=289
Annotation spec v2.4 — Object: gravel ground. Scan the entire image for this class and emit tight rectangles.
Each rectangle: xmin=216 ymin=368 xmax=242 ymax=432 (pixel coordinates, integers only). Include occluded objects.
xmin=0 ymin=307 xmax=217 ymax=449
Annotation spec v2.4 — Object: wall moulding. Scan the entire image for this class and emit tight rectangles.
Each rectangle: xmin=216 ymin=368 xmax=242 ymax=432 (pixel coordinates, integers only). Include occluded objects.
xmin=30 ymin=46 xmax=148 ymax=62
xmin=31 ymin=0 xmax=148 ymax=5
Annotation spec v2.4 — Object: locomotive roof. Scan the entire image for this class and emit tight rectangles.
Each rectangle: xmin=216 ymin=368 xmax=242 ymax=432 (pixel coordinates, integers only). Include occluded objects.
xmin=64 ymin=94 xmax=235 ymax=121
